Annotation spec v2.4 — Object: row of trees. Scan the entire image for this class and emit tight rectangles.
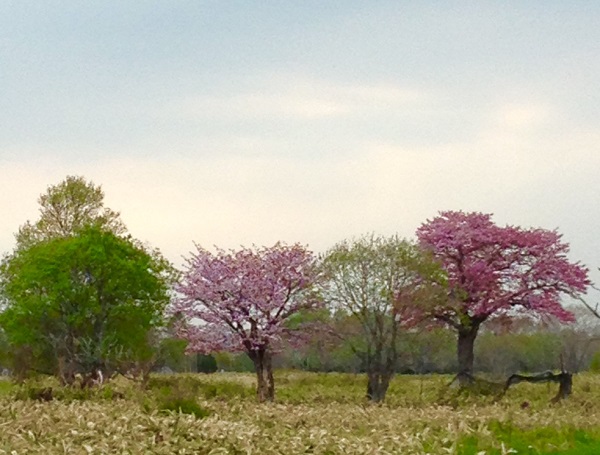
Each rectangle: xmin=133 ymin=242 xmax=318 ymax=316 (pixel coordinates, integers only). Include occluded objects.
xmin=281 ymin=304 xmax=600 ymax=375
xmin=174 ymin=213 xmax=589 ymax=401
xmin=160 ymin=314 xmax=600 ymax=378
xmin=0 ymin=176 xmax=592 ymax=403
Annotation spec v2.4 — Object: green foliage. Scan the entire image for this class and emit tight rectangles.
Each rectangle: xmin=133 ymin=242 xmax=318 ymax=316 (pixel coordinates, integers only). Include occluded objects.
xmin=475 ymin=331 xmax=563 ymax=376
xmin=10 ymin=375 xmax=129 ymax=403
xmin=150 ymin=378 xmax=211 ymax=418
xmin=155 ymin=337 xmax=192 ymax=372
xmin=199 ymin=380 xmax=255 ymax=400
xmin=275 ymin=372 xmax=366 ymax=403
xmin=157 ymin=395 xmax=211 ymax=418
xmin=589 ymin=351 xmax=600 ymax=373
xmin=0 ymin=380 xmax=14 ymax=397
xmin=196 ymin=354 xmax=218 ymax=373
xmin=320 ymin=234 xmax=447 ymax=400
xmin=15 ymin=175 xmax=126 ymax=249
xmin=398 ymin=328 xmax=457 ymax=374
xmin=0 ymin=226 xmax=171 ymax=379
xmin=214 ymin=352 xmax=255 ymax=372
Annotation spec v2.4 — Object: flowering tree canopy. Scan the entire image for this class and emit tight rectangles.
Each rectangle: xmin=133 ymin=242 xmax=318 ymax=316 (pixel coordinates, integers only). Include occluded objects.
xmin=416 ymin=210 xmax=589 ymax=380
xmin=172 ymin=242 xmax=321 ymax=401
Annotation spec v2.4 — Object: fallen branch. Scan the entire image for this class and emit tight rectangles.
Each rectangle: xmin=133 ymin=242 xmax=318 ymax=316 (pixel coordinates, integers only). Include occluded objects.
xmin=505 ymin=370 xmax=572 ymax=402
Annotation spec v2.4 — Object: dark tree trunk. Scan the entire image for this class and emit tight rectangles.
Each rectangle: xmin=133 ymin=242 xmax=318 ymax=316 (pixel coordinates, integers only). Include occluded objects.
xmin=364 ymin=343 xmax=396 ymax=402
xmin=457 ymin=324 xmax=480 ymax=386
xmin=362 ymin=311 xmax=399 ymax=402
xmin=366 ymin=372 xmax=392 ymax=402
xmin=249 ymin=349 xmax=275 ymax=402
xmin=553 ymin=372 xmax=573 ymax=402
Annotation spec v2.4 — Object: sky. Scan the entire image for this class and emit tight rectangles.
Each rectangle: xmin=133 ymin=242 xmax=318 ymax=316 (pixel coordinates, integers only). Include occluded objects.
xmin=0 ymin=1 xmax=599 ymax=286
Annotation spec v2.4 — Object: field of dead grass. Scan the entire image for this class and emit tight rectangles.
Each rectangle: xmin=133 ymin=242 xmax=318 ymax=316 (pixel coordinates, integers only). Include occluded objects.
xmin=0 ymin=372 xmax=599 ymax=454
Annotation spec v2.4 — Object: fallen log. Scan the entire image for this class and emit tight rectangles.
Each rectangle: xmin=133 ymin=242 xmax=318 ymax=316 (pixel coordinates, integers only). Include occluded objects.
xmin=505 ymin=370 xmax=572 ymax=402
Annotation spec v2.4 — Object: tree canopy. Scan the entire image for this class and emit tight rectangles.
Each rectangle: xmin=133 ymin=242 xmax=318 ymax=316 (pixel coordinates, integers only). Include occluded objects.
xmin=15 ymin=175 xmax=126 ymax=249
xmin=416 ymin=210 xmax=590 ymax=382
xmin=172 ymin=242 xmax=321 ymax=401
xmin=0 ymin=176 xmax=172 ymax=383
xmin=0 ymin=226 xmax=171 ymax=382
xmin=320 ymin=234 xmax=445 ymax=401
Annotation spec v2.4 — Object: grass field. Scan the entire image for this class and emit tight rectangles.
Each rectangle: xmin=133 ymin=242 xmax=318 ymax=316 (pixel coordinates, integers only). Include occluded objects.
xmin=1 ymin=371 xmax=600 ymax=454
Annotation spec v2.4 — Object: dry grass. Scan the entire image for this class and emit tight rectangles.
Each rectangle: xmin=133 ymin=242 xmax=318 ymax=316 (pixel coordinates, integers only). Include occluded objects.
xmin=0 ymin=372 xmax=599 ymax=454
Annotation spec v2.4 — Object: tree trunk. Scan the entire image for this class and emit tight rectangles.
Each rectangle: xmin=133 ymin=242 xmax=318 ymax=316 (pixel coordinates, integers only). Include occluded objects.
xmin=457 ymin=325 xmax=479 ymax=386
xmin=366 ymin=372 xmax=391 ymax=402
xmin=250 ymin=349 xmax=275 ymax=402
xmin=363 ymin=313 xmax=398 ymax=403
xmin=364 ymin=348 xmax=395 ymax=402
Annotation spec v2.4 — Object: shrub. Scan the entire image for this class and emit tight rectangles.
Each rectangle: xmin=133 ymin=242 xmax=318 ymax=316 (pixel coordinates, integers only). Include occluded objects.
xmin=147 ymin=375 xmax=211 ymax=418
xmin=158 ymin=396 xmax=211 ymax=418
xmin=196 ymin=354 xmax=218 ymax=373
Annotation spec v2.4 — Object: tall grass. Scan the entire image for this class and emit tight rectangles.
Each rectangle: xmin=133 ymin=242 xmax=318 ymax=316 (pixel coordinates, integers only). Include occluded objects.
xmin=0 ymin=371 xmax=599 ymax=453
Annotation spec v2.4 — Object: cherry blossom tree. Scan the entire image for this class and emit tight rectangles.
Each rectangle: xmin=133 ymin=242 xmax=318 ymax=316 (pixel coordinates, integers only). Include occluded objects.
xmin=416 ymin=211 xmax=589 ymax=384
xmin=172 ymin=243 xmax=321 ymax=401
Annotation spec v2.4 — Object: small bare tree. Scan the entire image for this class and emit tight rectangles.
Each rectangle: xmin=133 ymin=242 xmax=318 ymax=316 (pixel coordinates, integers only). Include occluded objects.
xmin=320 ymin=234 xmax=445 ymax=402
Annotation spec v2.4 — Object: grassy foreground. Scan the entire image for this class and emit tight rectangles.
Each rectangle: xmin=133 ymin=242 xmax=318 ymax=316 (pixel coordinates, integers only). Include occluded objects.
xmin=1 ymin=372 xmax=600 ymax=454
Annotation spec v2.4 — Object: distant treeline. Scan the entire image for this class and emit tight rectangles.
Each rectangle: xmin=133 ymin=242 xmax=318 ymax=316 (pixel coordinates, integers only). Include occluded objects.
xmin=157 ymin=318 xmax=600 ymax=377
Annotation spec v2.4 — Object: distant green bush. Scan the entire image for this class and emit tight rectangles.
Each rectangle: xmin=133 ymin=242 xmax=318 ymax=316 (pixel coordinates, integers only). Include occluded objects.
xmin=196 ymin=354 xmax=218 ymax=373
xmin=589 ymin=351 xmax=600 ymax=373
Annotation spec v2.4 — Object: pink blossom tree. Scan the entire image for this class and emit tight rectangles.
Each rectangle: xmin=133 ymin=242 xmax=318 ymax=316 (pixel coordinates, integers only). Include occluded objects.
xmin=416 ymin=211 xmax=589 ymax=383
xmin=171 ymin=243 xmax=321 ymax=401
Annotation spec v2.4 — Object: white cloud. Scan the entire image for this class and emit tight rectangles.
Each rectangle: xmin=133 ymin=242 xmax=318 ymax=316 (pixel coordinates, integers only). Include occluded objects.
xmin=495 ymin=103 xmax=554 ymax=130
xmin=1 ymin=110 xmax=598 ymax=276
xmin=162 ymin=75 xmax=426 ymax=121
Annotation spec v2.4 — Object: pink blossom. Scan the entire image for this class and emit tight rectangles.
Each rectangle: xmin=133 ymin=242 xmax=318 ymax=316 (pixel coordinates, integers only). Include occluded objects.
xmin=171 ymin=242 xmax=322 ymax=355
xmin=416 ymin=210 xmax=590 ymax=325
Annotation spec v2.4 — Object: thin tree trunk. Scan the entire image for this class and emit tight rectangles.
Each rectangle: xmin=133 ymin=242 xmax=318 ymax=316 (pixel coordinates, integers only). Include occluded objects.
xmin=457 ymin=325 xmax=479 ymax=386
xmin=264 ymin=350 xmax=274 ymax=401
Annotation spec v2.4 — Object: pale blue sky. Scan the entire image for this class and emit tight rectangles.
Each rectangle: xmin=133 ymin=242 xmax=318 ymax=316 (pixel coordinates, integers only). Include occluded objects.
xmin=1 ymin=2 xmax=599 ymax=285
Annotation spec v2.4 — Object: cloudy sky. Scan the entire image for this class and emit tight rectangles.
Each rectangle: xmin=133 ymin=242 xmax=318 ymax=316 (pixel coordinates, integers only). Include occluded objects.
xmin=1 ymin=2 xmax=598 ymax=284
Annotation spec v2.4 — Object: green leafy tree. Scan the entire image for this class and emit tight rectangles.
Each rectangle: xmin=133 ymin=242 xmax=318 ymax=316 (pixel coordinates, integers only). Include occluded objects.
xmin=0 ymin=226 xmax=171 ymax=383
xmin=320 ymin=234 xmax=446 ymax=402
xmin=15 ymin=175 xmax=126 ymax=249
xmin=0 ymin=176 xmax=174 ymax=383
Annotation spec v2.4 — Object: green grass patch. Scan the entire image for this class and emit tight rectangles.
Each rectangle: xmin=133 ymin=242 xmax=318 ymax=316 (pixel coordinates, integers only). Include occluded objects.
xmin=456 ymin=421 xmax=600 ymax=454
xmin=0 ymin=379 xmax=14 ymax=396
